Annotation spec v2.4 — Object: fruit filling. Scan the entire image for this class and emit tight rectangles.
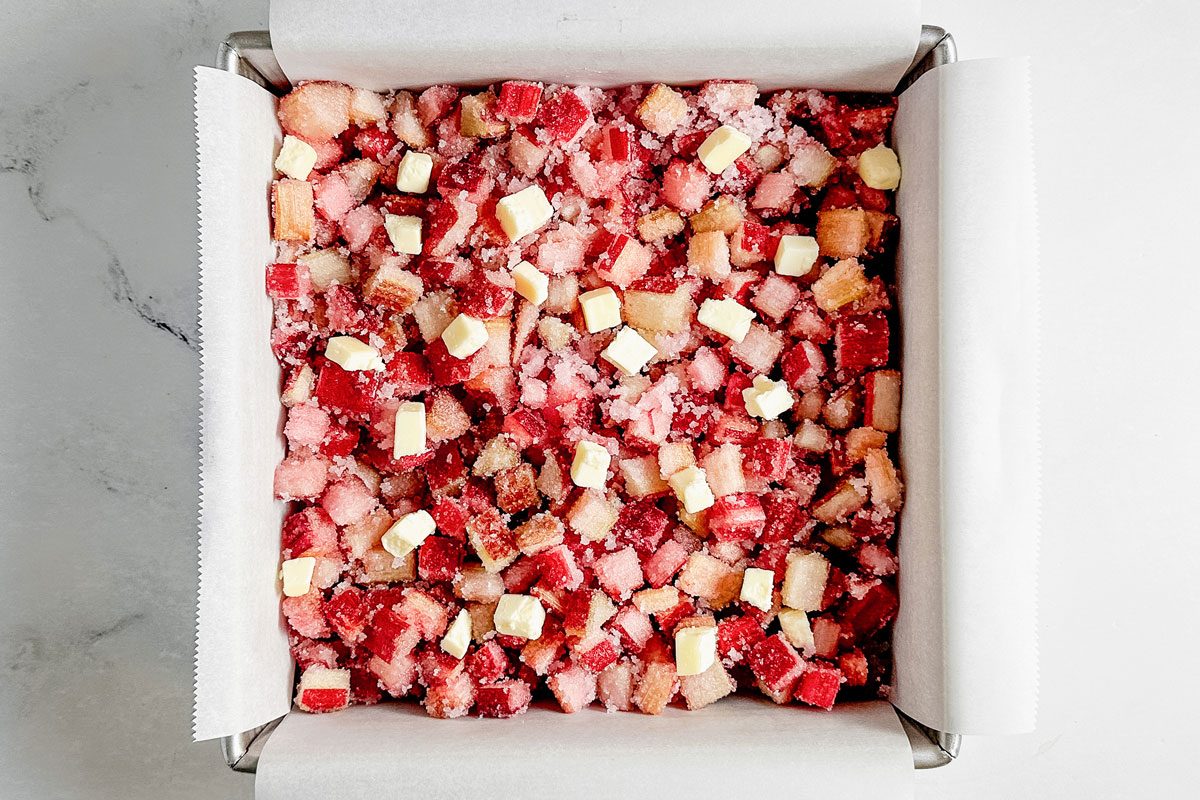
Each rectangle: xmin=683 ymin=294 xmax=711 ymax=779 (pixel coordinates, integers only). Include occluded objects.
xmin=269 ymin=78 xmax=903 ymax=718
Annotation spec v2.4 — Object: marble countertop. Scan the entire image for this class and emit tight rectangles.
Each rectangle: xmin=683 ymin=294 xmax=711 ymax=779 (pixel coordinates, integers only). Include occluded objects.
xmin=2 ymin=1 xmax=1197 ymax=798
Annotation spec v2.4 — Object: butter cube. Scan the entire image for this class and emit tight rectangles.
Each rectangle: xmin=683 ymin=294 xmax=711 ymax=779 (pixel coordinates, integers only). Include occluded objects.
xmin=570 ymin=440 xmax=611 ymax=489
xmin=493 ymin=594 xmax=546 ymax=640
xmin=280 ymin=556 xmax=316 ymax=597
xmin=579 ymin=286 xmax=622 ymax=333
xmin=739 ymin=567 xmax=775 ymax=612
xmin=381 ymin=509 xmax=437 ymax=559
xmin=395 ymin=150 xmax=434 ymax=193
xmin=774 ymin=234 xmax=820 ymax=277
xmin=274 ymin=135 xmax=319 ymax=180
xmin=601 ymin=327 xmax=658 ymax=376
xmin=674 ymin=625 xmax=717 ymax=677
xmin=697 ymin=125 xmax=752 ymax=174
xmin=393 ymin=400 xmax=427 ymax=458
xmin=440 ymin=608 xmax=472 ymax=659
xmin=668 ymin=465 xmax=715 ymax=514
xmin=384 ymin=213 xmax=423 ymax=254
xmin=496 ymin=185 xmax=554 ymax=241
xmin=440 ymin=313 xmax=488 ymax=358
xmin=857 ymin=144 xmax=901 ymax=190
xmin=324 ymin=336 xmax=384 ymax=372
xmin=778 ymin=609 xmax=816 ymax=654
xmin=511 ymin=260 xmax=549 ymax=306
xmin=742 ymin=375 xmax=794 ymax=420
xmin=697 ymin=297 xmax=755 ymax=342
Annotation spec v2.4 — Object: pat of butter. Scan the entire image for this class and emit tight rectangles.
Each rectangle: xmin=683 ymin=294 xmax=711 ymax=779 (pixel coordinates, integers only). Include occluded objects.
xmin=511 ymin=260 xmax=549 ymax=306
xmin=395 ymin=150 xmax=434 ymax=193
xmin=601 ymin=326 xmax=657 ymax=376
xmin=857 ymin=144 xmax=901 ymax=190
xmin=324 ymin=335 xmax=384 ymax=372
xmin=393 ymin=400 xmax=427 ymax=458
xmin=697 ymin=125 xmax=752 ymax=174
xmin=697 ymin=297 xmax=755 ymax=342
xmin=280 ymin=556 xmax=316 ymax=597
xmin=668 ymin=465 xmax=715 ymax=514
xmin=742 ymin=375 xmax=794 ymax=420
xmin=739 ymin=567 xmax=775 ymax=612
xmin=774 ymin=234 xmax=820 ymax=277
xmin=275 ymin=135 xmax=319 ymax=181
xmin=440 ymin=608 xmax=472 ymax=659
xmin=384 ymin=213 xmax=423 ymax=254
xmin=778 ymin=609 xmax=816 ymax=654
xmin=674 ymin=625 xmax=717 ymax=677
xmin=440 ymin=313 xmax=488 ymax=358
xmin=493 ymin=594 xmax=546 ymax=640
xmin=496 ymin=185 xmax=554 ymax=241
xmin=381 ymin=509 xmax=437 ymax=559
xmin=579 ymin=286 xmax=622 ymax=332
xmin=570 ymin=440 xmax=611 ymax=489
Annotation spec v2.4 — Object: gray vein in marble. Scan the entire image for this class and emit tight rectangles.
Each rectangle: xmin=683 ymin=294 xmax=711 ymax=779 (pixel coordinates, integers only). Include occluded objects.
xmin=5 ymin=612 xmax=148 ymax=675
xmin=0 ymin=79 xmax=199 ymax=352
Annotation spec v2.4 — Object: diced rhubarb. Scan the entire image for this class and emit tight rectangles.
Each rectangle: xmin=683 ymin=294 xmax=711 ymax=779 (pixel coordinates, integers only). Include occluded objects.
xmin=796 ymin=663 xmax=843 ymax=710
xmin=747 ymin=634 xmax=804 ymax=696
xmin=538 ymin=89 xmax=592 ymax=143
xmin=707 ymin=493 xmax=767 ymax=542
xmin=475 ymin=679 xmax=533 ymax=718
xmin=496 ymin=81 xmax=543 ymax=123
xmin=295 ymin=665 xmax=351 ymax=713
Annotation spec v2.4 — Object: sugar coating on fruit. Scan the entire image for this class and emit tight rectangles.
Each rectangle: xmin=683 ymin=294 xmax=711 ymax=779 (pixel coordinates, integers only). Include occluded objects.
xmin=697 ymin=297 xmax=756 ymax=342
xmin=384 ymin=213 xmax=423 ymax=254
xmin=775 ymin=234 xmax=819 ymax=277
xmin=396 ymin=150 xmax=434 ymax=193
xmin=601 ymin=327 xmax=658 ymax=376
xmin=668 ymin=465 xmax=715 ymax=513
xmin=393 ymin=401 xmax=427 ymax=458
xmin=275 ymin=135 xmax=318 ymax=180
xmin=280 ymin=556 xmax=316 ymax=597
xmin=324 ymin=336 xmax=384 ymax=372
xmin=440 ymin=608 xmax=472 ymax=658
xmin=674 ymin=625 xmax=717 ymax=676
xmin=494 ymin=593 xmax=545 ymax=639
xmin=570 ymin=440 xmax=611 ymax=489
xmin=579 ymin=287 xmax=622 ymax=333
xmin=697 ymin=125 xmax=752 ymax=174
xmin=857 ymin=144 xmax=901 ymax=190
xmin=381 ymin=510 xmax=436 ymax=559
xmin=496 ymin=185 xmax=553 ymax=241
xmin=268 ymin=78 xmax=904 ymax=719
xmin=440 ymin=313 xmax=488 ymax=358
xmin=510 ymin=260 xmax=548 ymax=306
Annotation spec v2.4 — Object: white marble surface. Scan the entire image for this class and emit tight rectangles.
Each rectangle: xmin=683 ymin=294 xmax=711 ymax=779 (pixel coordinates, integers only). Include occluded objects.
xmin=1 ymin=1 xmax=1197 ymax=798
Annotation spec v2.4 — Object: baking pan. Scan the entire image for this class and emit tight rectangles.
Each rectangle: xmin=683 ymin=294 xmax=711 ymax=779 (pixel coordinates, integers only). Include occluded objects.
xmin=212 ymin=24 xmax=962 ymax=774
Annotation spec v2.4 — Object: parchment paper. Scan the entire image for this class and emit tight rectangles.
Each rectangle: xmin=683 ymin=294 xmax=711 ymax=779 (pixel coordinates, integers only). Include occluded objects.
xmin=257 ymin=699 xmax=915 ymax=800
xmin=270 ymin=0 xmax=922 ymax=92
xmin=890 ymin=58 xmax=1040 ymax=735
xmin=193 ymin=66 xmax=293 ymax=741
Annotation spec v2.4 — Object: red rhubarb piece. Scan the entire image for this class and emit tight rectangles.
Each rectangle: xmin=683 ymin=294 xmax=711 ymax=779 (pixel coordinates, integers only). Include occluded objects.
xmin=496 ymin=81 xmax=543 ymax=123
xmin=747 ymin=633 xmax=805 ymax=694
xmin=707 ymin=493 xmax=767 ymax=542
xmin=537 ymin=89 xmax=592 ymax=143
xmin=796 ymin=663 xmax=843 ymax=710
xmin=475 ymin=679 xmax=533 ymax=718
xmin=266 ymin=262 xmax=311 ymax=299
xmin=834 ymin=313 xmax=890 ymax=373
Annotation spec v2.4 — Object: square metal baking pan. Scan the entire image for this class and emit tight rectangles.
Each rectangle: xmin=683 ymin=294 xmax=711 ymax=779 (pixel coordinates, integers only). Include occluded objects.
xmin=212 ymin=25 xmax=961 ymax=775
